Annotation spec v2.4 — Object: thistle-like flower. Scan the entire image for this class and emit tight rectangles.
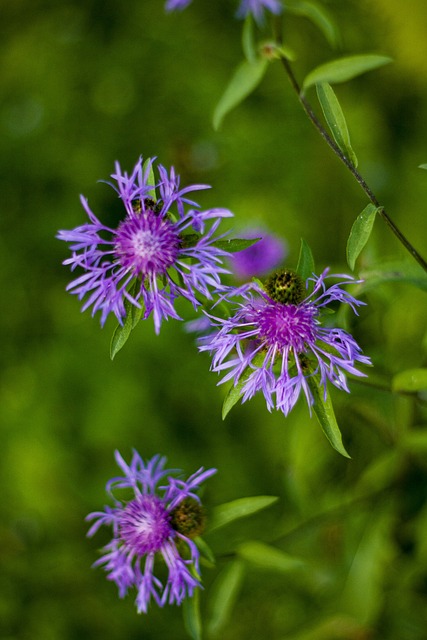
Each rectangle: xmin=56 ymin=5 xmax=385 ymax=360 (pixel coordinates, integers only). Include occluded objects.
xmin=199 ymin=268 xmax=371 ymax=416
xmin=86 ymin=450 xmax=216 ymax=613
xmin=236 ymin=0 xmax=283 ymax=24
xmin=57 ymin=158 xmax=232 ymax=333
xmin=165 ymin=0 xmax=282 ymax=24
xmin=229 ymin=229 xmax=287 ymax=280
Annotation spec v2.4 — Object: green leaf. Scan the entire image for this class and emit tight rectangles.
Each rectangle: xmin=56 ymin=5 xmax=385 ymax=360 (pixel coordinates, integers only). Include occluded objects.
xmin=419 ymin=164 xmax=427 ymax=170
xmin=142 ymin=157 xmax=156 ymax=201
xmin=110 ymin=283 xmax=144 ymax=360
xmin=295 ymin=238 xmax=315 ymax=282
xmin=213 ymin=237 xmax=261 ymax=253
xmin=207 ymin=560 xmax=245 ymax=637
xmin=306 ymin=374 xmax=350 ymax=457
xmin=242 ymin=14 xmax=257 ymax=64
xmin=303 ymin=54 xmax=392 ymax=91
xmin=359 ymin=260 xmax=427 ymax=293
xmin=213 ymin=58 xmax=268 ymax=130
xmin=208 ymin=496 xmax=279 ymax=533
xmin=237 ymin=541 xmax=305 ymax=573
xmin=392 ymin=368 xmax=427 ymax=393
xmin=285 ymin=0 xmax=339 ymax=48
xmin=183 ymin=585 xmax=202 ymax=640
xmin=316 ymin=82 xmax=358 ymax=168
xmin=194 ymin=536 xmax=216 ymax=565
xmin=222 ymin=352 xmax=265 ymax=419
xmin=346 ymin=203 xmax=378 ymax=270
xmin=340 ymin=508 xmax=394 ymax=624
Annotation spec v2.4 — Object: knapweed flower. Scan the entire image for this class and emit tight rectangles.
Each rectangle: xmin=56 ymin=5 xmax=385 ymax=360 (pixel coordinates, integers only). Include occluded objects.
xmin=230 ymin=229 xmax=287 ymax=280
xmin=199 ymin=268 xmax=371 ymax=416
xmin=86 ymin=450 xmax=216 ymax=613
xmin=57 ymin=158 xmax=233 ymax=333
xmin=236 ymin=0 xmax=283 ymax=24
xmin=165 ymin=0 xmax=192 ymax=10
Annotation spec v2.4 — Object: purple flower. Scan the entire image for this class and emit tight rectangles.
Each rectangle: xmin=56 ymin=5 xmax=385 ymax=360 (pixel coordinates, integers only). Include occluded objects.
xmin=199 ymin=268 xmax=371 ymax=416
xmin=87 ymin=450 xmax=217 ymax=613
xmin=165 ymin=0 xmax=193 ymax=10
xmin=237 ymin=0 xmax=283 ymax=24
xmin=230 ymin=229 xmax=287 ymax=280
xmin=57 ymin=158 xmax=232 ymax=333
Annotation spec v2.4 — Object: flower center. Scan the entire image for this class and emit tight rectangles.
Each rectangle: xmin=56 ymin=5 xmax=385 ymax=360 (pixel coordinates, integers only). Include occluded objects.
xmin=115 ymin=209 xmax=180 ymax=276
xmin=118 ymin=495 xmax=173 ymax=555
xmin=256 ymin=300 xmax=318 ymax=353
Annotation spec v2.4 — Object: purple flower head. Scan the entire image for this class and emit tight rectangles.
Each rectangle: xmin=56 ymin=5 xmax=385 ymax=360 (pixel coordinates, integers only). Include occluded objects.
xmin=165 ymin=0 xmax=193 ymax=11
xmin=86 ymin=450 xmax=217 ymax=613
xmin=230 ymin=229 xmax=287 ymax=280
xmin=199 ymin=268 xmax=371 ymax=416
xmin=237 ymin=0 xmax=283 ymax=24
xmin=57 ymin=158 xmax=233 ymax=334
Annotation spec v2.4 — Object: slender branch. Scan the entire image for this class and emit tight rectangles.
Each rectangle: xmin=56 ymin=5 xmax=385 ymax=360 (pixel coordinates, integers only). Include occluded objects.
xmin=279 ymin=55 xmax=427 ymax=274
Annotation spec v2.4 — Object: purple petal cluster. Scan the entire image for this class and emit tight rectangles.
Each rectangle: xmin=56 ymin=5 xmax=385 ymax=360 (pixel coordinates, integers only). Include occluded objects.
xmin=199 ymin=269 xmax=371 ymax=416
xmin=57 ymin=158 xmax=233 ymax=333
xmin=165 ymin=0 xmax=283 ymax=24
xmin=165 ymin=0 xmax=193 ymax=10
xmin=236 ymin=0 xmax=283 ymax=24
xmin=86 ymin=451 xmax=216 ymax=613
xmin=230 ymin=229 xmax=287 ymax=280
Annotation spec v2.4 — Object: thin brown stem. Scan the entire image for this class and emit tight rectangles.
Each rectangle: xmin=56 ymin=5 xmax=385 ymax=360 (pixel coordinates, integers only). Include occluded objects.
xmin=279 ymin=55 xmax=427 ymax=274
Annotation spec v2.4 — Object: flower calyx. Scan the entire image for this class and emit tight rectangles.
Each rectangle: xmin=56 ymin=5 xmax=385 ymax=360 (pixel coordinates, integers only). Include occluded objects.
xmin=170 ymin=498 xmax=206 ymax=539
xmin=263 ymin=269 xmax=305 ymax=305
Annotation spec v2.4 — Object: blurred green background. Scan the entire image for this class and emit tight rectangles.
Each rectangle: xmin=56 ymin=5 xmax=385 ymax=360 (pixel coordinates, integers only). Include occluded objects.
xmin=2 ymin=0 xmax=427 ymax=638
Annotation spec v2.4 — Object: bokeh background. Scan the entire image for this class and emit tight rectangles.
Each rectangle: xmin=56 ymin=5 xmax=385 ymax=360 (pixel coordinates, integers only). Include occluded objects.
xmin=2 ymin=0 xmax=427 ymax=638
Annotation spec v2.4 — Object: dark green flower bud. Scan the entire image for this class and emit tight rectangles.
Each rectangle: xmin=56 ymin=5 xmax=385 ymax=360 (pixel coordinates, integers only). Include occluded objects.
xmin=169 ymin=498 xmax=206 ymax=538
xmin=264 ymin=269 xmax=305 ymax=305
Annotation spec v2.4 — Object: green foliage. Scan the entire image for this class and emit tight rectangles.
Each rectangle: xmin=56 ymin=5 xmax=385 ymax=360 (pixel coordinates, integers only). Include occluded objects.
xmin=207 ymin=560 xmax=245 ymax=637
xmin=346 ymin=203 xmax=378 ymax=270
xmin=285 ymin=0 xmax=340 ymax=48
xmin=316 ymin=82 xmax=358 ymax=167
xmin=213 ymin=237 xmax=261 ymax=252
xmin=110 ymin=281 xmax=144 ymax=359
xmin=306 ymin=374 xmax=351 ymax=458
xmin=213 ymin=58 xmax=269 ymax=130
xmin=295 ymin=238 xmax=315 ymax=281
xmin=303 ymin=54 xmax=392 ymax=91
xmin=208 ymin=496 xmax=279 ymax=533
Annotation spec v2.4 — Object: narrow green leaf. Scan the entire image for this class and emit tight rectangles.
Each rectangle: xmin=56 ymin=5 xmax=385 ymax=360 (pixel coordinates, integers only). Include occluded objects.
xmin=359 ymin=260 xmax=427 ymax=293
xmin=242 ymin=14 xmax=256 ymax=64
xmin=183 ymin=586 xmax=202 ymax=640
xmin=419 ymin=164 xmax=427 ymax=170
xmin=316 ymin=82 xmax=358 ymax=168
xmin=194 ymin=536 xmax=216 ymax=565
xmin=303 ymin=54 xmax=392 ymax=91
xmin=306 ymin=374 xmax=350 ymax=458
xmin=237 ymin=541 xmax=305 ymax=573
xmin=207 ymin=560 xmax=245 ymax=637
xmin=346 ymin=203 xmax=378 ymax=270
xmin=340 ymin=508 xmax=394 ymax=624
xmin=213 ymin=58 xmax=268 ymax=130
xmin=213 ymin=237 xmax=261 ymax=253
xmin=208 ymin=496 xmax=279 ymax=533
xmin=142 ymin=157 xmax=157 ymax=201
xmin=295 ymin=238 xmax=315 ymax=282
xmin=392 ymin=368 xmax=427 ymax=393
xmin=110 ymin=283 xmax=144 ymax=360
xmin=285 ymin=0 xmax=339 ymax=48
xmin=222 ymin=352 xmax=265 ymax=419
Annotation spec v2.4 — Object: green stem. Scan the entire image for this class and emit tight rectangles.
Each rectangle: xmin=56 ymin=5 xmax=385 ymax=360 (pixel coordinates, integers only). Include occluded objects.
xmin=279 ymin=55 xmax=427 ymax=274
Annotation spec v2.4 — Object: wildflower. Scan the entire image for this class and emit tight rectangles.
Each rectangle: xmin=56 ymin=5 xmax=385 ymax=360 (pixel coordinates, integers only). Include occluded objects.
xmin=199 ymin=268 xmax=371 ymax=416
xmin=86 ymin=450 xmax=217 ymax=613
xmin=230 ymin=228 xmax=287 ymax=280
xmin=236 ymin=0 xmax=283 ymax=24
xmin=57 ymin=158 xmax=232 ymax=333
xmin=165 ymin=0 xmax=193 ymax=10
